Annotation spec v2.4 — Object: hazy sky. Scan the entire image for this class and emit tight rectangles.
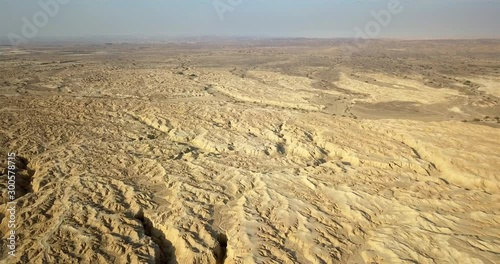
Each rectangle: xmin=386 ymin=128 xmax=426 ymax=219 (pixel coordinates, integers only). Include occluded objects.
xmin=1 ymin=0 xmax=499 ymax=40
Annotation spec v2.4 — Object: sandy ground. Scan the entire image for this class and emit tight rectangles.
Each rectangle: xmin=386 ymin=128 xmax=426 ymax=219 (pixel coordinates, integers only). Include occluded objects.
xmin=0 ymin=40 xmax=499 ymax=264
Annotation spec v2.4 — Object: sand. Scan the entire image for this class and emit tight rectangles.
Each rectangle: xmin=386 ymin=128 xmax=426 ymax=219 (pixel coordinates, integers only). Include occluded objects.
xmin=0 ymin=39 xmax=499 ymax=264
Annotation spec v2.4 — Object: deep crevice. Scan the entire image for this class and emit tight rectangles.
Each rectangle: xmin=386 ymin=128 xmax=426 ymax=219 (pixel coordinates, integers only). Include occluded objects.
xmin=2 ymin=156 xmax=35 ymax=198
xmin=135 ymin=209 xmax=177 ymax=264
xmin=213 ymin=233 xmax=228 ymax=264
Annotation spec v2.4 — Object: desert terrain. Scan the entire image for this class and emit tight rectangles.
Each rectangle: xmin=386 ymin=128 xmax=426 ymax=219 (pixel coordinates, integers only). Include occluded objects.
xmin=0 ymin=39 xmax=499 ymax=263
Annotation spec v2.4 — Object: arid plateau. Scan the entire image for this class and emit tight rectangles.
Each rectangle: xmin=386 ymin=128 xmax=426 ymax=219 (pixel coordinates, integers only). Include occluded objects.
xmin=1 ymin=39 xmax=499 ymax=263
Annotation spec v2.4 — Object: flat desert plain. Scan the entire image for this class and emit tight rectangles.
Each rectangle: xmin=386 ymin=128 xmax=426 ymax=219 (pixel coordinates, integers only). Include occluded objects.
xmin=0 ymin=39 xmax=499 ymax=264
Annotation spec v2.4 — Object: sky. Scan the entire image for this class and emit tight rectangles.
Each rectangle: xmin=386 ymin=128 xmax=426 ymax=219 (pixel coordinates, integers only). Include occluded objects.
xmin=1 ymin=0 xmax=499 ymax=40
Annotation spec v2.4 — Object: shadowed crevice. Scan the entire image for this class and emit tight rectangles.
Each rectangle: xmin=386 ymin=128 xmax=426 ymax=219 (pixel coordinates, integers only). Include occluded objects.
xmin=213 ymin=233 xmax=228 ymax=264
xmin=135 ymin=209 xmax=177 ymax=264
xmin=2 ymin=156 xmax=35 ymax=199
